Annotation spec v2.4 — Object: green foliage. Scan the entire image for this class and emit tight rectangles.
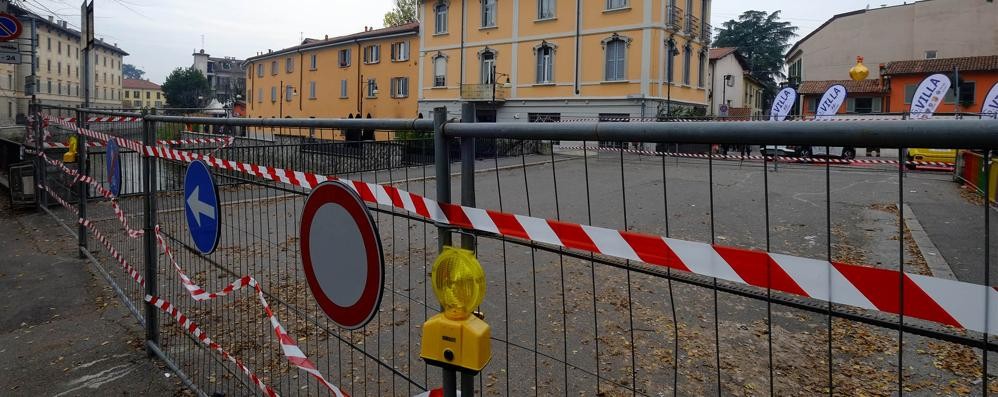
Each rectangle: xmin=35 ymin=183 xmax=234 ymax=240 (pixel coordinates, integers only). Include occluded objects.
xmin=161 ymin=67 xmax=209 ymax=109
xmin=394 ymin=130 xmax=431 ymax=141
xmin=156 ymin=123 xmax=183 ymax=141
xmin=383 ymin=0 xmax=417 ymax=27
xmin=122 ymin=64 xmax=145 ymax=80
xmin=713 ymin=10 xmax=798 ymax=103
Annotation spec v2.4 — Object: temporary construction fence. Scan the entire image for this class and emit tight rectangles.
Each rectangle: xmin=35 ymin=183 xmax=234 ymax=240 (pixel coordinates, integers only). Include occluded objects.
xmin=27 ymin=103 xmax=998 ymax=396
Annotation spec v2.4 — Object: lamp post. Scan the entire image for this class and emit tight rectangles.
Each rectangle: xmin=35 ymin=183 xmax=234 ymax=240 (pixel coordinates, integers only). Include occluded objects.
xmin=489 ymin=65 xmax=511 ymax=105
xmin=665 ymin=38 xmax=680 ymax=119
xmin=721 ymin=74 xmax=733 ymax=117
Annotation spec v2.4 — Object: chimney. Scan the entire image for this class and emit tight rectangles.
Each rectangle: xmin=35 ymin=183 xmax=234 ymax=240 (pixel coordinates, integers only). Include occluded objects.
xmin=48 ymin=15 xmax=54 ymax=22
xmin=324 ymin=34 xmax=328 ymax=40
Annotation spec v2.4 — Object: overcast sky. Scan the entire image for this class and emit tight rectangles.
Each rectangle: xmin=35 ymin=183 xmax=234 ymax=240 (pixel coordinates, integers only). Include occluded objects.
xmin=20 ymin=0 xmax=914 ymax=83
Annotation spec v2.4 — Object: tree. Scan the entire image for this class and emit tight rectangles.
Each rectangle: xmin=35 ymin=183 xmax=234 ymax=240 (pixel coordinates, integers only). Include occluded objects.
xmin=122 ymin=63 xmax=145 ymax=80
xmin=161 ymin=67 xmax=209 ymax=109
xmin=383 ymin=0 xmax=417 ymax=27
xmin=713 ymin=11 xmax=798 ymax=104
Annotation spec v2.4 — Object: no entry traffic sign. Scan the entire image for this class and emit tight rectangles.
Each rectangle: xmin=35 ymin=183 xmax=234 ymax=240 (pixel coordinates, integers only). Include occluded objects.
xmin=0 ymin=13 xmax=22 ymax=42
xmin=300 ymin=181 xmax=384 ymax=330
xmin=184 ymin=160 xmax=221 ymax=254
xmin=105 ymin=139 xmax=121 ymax=197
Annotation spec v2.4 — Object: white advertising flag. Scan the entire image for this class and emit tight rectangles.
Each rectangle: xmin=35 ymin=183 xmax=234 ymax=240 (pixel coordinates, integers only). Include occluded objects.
xmin=909 ymin=73 xmax=951 ymax=120
xmin=770 ymin=87 xmax=797 ymax=121
xmin=982 ymin=82 xmax=998 ymax=120
xmin=815 ymin=84 xmax=848 ymax=120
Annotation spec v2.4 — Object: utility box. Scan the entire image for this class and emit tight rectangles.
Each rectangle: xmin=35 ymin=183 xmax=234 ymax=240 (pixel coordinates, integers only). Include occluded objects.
xmin=8 ymin=162 xmax=35 ymax=208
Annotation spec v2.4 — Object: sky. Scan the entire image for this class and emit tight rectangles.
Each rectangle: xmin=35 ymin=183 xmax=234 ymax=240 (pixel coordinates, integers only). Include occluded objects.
xmin=18 ymin=0 xmax=916 ymax=84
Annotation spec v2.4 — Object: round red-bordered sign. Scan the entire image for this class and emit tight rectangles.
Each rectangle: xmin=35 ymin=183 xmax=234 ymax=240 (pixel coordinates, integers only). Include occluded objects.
xmin=0 ymin=13 xmax=23 ymax=42
xmin=300 ymin=180 xmax=384 ymax=330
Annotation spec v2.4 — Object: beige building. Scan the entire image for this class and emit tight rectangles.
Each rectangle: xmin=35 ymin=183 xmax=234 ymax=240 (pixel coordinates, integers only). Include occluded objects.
xmin=706 ymin=47 xmax=763 ymax=117
xmin=122 ymin=79 xmax=163 ymax=109
xmin=0 ymin=4 xmax=128 ymax=124
xmin=786 ymin=0 xmax=998 ymax=83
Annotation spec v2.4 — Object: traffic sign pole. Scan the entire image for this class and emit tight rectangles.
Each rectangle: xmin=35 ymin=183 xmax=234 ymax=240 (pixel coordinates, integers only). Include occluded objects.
xmin=143 ymin=112 xmax=159 ymax=357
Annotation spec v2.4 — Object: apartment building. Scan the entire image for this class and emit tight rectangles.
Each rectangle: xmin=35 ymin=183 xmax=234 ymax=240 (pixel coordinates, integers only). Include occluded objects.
xmin=706 ymin=47 xmax=763 ymax=117
xmin=786 ymin=0 xmax=998 ymax=83
xmin=192 ymin=50 xmax=246 ymax=104
xmin=417 ymin=0 xmax=711 ymax=122
xmin=122 ymin=78 xmax=163 ymax=109
xmin=0 ymin=4 xmax=127 ymax=123
xmin=244 ymin=23 xmax=419 ymax=125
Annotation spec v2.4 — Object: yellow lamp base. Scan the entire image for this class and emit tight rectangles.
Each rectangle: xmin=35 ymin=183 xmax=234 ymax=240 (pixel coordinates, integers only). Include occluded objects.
xmin=420 ymin=313 xmax=492 ymax=372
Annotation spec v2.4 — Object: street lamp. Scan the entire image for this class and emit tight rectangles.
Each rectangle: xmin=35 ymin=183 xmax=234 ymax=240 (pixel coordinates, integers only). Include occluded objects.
xmin=489 ymin=65 xmax=511 ymax=104
xmin=665 ymin=38 xmax=680 ymax=119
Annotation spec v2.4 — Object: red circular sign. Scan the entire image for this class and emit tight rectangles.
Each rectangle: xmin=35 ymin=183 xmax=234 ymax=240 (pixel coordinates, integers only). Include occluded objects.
xmin=300 ymin=181 xmax=384 ymax=329
xmin=0 ymin=13 xmax=23 ymax=42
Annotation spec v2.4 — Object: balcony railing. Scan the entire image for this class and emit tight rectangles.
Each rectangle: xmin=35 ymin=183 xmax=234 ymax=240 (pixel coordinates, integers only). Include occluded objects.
xmin=460 ymin=83 xmax=509 ymax=101
xmin=687 ymin=14 xmax=700 ymax=38
xmin=666 ymin=5 xmax=684 ymax=31
xmin=701 ymin=22 xmax=712 ymax=44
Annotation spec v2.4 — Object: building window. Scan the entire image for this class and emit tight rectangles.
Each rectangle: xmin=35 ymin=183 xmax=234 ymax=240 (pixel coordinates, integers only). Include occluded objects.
xmin=340 ymin=79 xmax=348 ymax=98
xmin=433 ymin=55 xmax=447 ymax=87
xmin=391 ymin=77 xmax=409 ymax=98
xmin=57 ymin=62 xmax=61 ymax=75
xmin=391 ymin=41 xmax=409 ymax=61
xmin=603 ymin=36 xmax=628 ymax=81
xmin=925 ymin=50 xmax=937 ymax=59
xmin=271 ymin=60 xmax=278 ymax=75
xmin=47 ymin=37 xmax=50 ymax=50
xmin=46 ymin=59 xmax=50 ymax=72
xmin=682 ymin=43 xmax=692 ymax=85
xmin=536 ymin=43 xmax=554 ymax=84
xmin=47 ymin=80 xmax=51 ymax=94
xmin=435 ymin=3 xmax=448 ymax=34
xmin=133 ymin=90 xmax=139 ymax=98
xmin=286 ymin=57 xmax=294 ymax=73
xmin=257 ymin=64 xmax=264 ymax=77
xmin=57 ymin=81 xmax=62 ymax=95
xmin=338 ymin=49 xmax=351 ymax=67
xmin=697 ymin=51 xmax=706 ymax=88
xmin=271 ymin=86 xmax=277 ymax=102
xmin=538 ymin=0 xmax=555 ymax=19
xmin=124 ymin=90 xmax=129 ymax=99
xmin=286 ymin=85 xmax=294 ymax=101
xmin=57 ymin=41 xmax=61 ymax=54
xmin=606 ymin=0 xmax=628 ymax=10
xmin=366 ymin=79 xmax=377 ymax=97
xmin=146 ymin=91 xmax=150 ymax=99
xmin=309 ymin=53 xmax=318 ymax=70
xmin=482 ymin=0 xmax=496 ymax=28
xmin=944 ymin=81 xmax=976 ymax=105
xmin=847 ymin=97 xmax=880 ymax=114
xmin=363 ymin=45 xmax=380 ymax=64
xmin=480 ymin=50 xmax=495 ymax=84
xmin=308 ymin=81 xmax=316 ymax=99
xmin=257 ymin=88 xmax=263 ymax=103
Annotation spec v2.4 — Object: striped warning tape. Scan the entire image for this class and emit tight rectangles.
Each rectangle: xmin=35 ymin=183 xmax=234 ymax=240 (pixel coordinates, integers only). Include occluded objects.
xmin=36 ymin=183 xmax=145 ymax=287
xmin=554 ymin=145 xmax=956 ymax=167
xmin=41 ymin=134 xmax=234 ymax=150
xmin=46 ymin=116 xmax=142 ymax=123
xmin=48 ymin=113 xmax=998 ymax=336
xmin=38 ymin=152 xmax=348 ymax=397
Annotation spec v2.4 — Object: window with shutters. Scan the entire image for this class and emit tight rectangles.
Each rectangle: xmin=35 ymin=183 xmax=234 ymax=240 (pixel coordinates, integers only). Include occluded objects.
xmin=286 ymin=57 xmax=294 ymax=73
xmin=482 ymin=0 xmax=496 ymax=28
xmin=603 ymin=37 xmax=627 ymax=81
xmin=391 ymin=41 xmax=409 ymax=62
xmin=308 ymin=81 xmax=316 ymax=99
xmin=309 ymin=54 xmax=318 ymax=70
xmin=286 ymin=85 xmax=294 ymax=101
xmin=536 ymin=44 xmax=554 ymax=84
xmin=257 ymin=64 xmax=264 ymax=77
xmin=606 ymin=0 xmax=628 ymax=10
xmin=271 ymin=61 xmax=278 ymax=75
xmin=340 ymin=79 xmax=348 ymax=98
xmin=271 ymin=86 xmax=277 ymax=102
xmin=433 ymin=55 xmax=446 ymax=87
xmin=435 ymin=3 xmax=448 ymax=34
xmin=480 ymin=50 xmax=495 ymax=84
xmin=338 ymin=49 xmax=351 ymax=67
xmin=538 ymin=0 xmax=555 ymax=19
xmin=363 ymin=45 xmax=380 ymax=64
xmin=367 ymin=79 xmax=378 ymax=97
xmin=391 ymin=77 xmax=409 ymax=98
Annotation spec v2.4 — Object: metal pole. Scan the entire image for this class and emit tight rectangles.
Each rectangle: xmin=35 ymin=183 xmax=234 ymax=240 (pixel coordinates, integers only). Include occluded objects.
xmin=442 ymin=368 xmax=457 ymax=397
xmin=460 ymin=102 xmax=476 ymax=251
xmin=142 ymin=112 xmax=159 ymax=356
xmin=460 ymin=370 xmax=475 ymax=397
xmin=76 ymin=108 xmax=87 ymax=258
xmin=433 ymin=106 xmax=451 ymax=250
xmin=35 ymin=103 xmax=46 ymax=208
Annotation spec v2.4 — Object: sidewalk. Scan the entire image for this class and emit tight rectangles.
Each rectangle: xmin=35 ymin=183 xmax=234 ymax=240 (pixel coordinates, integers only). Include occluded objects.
xmin=0 ymin=197 xmax=186 ymax=396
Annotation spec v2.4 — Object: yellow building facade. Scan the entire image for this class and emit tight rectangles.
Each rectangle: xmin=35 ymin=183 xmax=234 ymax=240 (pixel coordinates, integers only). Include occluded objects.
xmin=122 ymin=79 xmax=163 ymax=109
xmin=418 ymin=0 xmax=711 ymax=121
xmin=244 ymin=23 xmax=420 ymax=130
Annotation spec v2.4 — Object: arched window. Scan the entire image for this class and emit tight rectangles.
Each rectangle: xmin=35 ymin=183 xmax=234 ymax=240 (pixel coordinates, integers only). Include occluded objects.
xmin=433 ymin=54 xmax=447 ymax=87
xmin=682 ymin=42 xmax=692 ymax=85
xmin=434 ymin=2 xmax=449 ymax=34
xmin=535 ymin=42 xmax=556 ymax=84
xmin=602 ymin=34 xmax=631 ymax=81
xmin=480 ymin=50 xmax=495 ymax=84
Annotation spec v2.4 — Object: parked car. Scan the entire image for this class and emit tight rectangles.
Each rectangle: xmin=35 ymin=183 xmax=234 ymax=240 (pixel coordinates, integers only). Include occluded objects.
xmin=760 ymin=145 xmax=797 ymax=156
xmin=797 ymin=146 xmax=857 ymax=160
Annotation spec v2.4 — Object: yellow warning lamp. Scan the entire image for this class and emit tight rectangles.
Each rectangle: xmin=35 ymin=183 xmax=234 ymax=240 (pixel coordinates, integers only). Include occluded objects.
xmin=62 ymin=135 xmax=78 ymax=163
xmin=849 ymin=56 xmax=870 ymax=81
xmin=420 ymin=246 xmax=492 ymax=372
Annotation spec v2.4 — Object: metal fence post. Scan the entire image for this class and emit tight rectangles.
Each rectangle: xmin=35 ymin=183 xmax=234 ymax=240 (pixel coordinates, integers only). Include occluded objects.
xmin=433 ymin=107 xmax=451 ymax=251
xmin=459 ymin=102 xmax=476 ymax=251
xmin=142 ymin=114 xmax=159 ymax=355
xmin=76 ymin=108 xmax=87 ymax=258
xmin=34 ymin=103 xmax=46 ymax=209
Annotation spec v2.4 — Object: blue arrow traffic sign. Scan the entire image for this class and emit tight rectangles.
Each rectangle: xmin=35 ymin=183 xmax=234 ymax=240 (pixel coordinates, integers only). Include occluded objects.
xmin=105 ymin=139 xmax=121 ymax=197
xmin=184 ymin=160 xmax=221 ymax=254
xmin=0 ymin=13 xmax=23 ymax=42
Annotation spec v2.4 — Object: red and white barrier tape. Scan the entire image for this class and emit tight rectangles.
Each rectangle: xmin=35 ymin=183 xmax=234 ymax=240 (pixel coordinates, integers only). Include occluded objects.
xmin=554 ymin=145 xmax=956 ymax=167
xmin=42 ymin=134 xmax=234 ymax=150
xmin=48 ymin=113 xmax=998 ymax=336
xmin=38 ymin=151 xmax=348 ymax=397
xmin=47 ymin=116 xmax=142 ymax=123
xmin=37 ymin=183 xmax=145 ymax=287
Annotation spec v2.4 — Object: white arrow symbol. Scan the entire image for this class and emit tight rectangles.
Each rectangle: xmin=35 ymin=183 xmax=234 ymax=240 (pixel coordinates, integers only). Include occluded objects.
xmin=186 ymin=185 xmax=216 ymax=227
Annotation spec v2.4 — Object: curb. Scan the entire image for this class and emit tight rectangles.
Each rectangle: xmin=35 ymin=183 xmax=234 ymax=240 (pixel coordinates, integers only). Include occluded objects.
xmin=902 ymin=203 xmax=957 ymax=281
